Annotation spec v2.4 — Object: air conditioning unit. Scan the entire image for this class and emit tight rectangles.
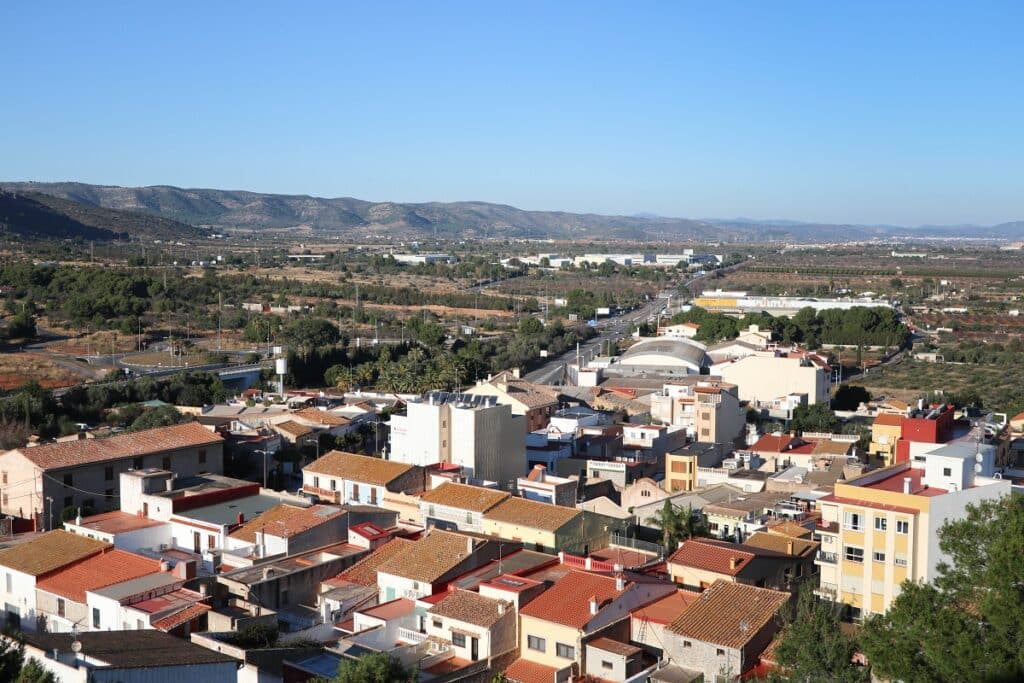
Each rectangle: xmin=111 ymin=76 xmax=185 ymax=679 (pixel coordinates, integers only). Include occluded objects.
xmin=158 ymin=543 xmax=169 ymax=551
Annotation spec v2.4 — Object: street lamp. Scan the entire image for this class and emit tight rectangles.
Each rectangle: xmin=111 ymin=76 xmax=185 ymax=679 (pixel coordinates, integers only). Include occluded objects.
xmin=45 ymin=496 xmax=54 ymax=531
xmin=254 ymin=449 xmax=269 ymax=489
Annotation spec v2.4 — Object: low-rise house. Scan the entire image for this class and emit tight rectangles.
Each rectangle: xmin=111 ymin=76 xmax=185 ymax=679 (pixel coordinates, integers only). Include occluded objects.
xmin=515 ymin=568 xmax=676 ymax=673
xmin=630 ymin=588 xmax=701 ymax=655
xmin=426 ymin=588 xmax=517 ymax=664
xmin=667 ymin=534 xmax=818 ymax=593
xmin=703 ymin=491 xmax=790 ymax=542
xmin=271 ymin=419 xmax=316 ymax=446
xmin=302 ymin=450 xmax=426 ymax=505
xmin=664 ymin=442 xmax=730 ymax=493
xmin=465 ymin=370 xmax=560 ymax=432
xmin=662 ymin=580 xmax=790 ymax=682
xmin=34 ymin=549 xmax=172 ymax=632
xmin=0 ymin=422 xmax=223 ymax=527
xmin=0 ymin=530 xmax=110 ymax=631
xmin=584 ymin=637 xmax=651 ymax=681
xmin=17 ymin=630 xmax=238 ymax=683
xmin=419 ymin=481 xmax=510 ymax=533
xmin=517 ymin=465 xmax=577 ymax=506
xmin=483 ymin=496 xmax=619 ymax=555
xmin=225 ymin=503 xmax=348 ymax=557
xmin=63 ymin=510 xmax=171 ymax=552
xmin=375 ymin=529 xmax=507 ymax=602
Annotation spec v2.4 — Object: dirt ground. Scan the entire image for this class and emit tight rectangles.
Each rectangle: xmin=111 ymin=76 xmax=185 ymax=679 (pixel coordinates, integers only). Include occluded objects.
xmin=0 ymin=352 xmax=90 ymax=390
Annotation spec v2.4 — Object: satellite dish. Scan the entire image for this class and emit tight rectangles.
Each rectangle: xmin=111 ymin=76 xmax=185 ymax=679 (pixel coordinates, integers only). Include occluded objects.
xmin=71 ymin=640 xmax=82 ymax=653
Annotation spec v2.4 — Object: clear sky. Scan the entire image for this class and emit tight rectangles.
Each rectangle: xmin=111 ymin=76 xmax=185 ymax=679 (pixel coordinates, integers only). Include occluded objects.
xmin=3 ymin=1 xmax=1022 ymax=226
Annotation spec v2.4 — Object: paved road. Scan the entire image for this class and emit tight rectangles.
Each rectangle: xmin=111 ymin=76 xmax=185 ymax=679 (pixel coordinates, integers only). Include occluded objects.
xmin=521 ymin=264 xmax=751 ymax=386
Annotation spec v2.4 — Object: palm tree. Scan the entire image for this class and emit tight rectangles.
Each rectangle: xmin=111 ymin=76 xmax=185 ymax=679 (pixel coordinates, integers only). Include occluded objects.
xmin=647 ymin=502 xmax=706 ymax=553
xmin=334 ymin=366 xmax=356 ymax=392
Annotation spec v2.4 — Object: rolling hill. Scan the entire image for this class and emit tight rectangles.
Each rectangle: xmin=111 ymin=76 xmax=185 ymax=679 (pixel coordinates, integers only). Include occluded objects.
xmin=0 ymin=190 xmax=207 ymax=241
xmin=1 ymin=182 xmax=1021 ymax=242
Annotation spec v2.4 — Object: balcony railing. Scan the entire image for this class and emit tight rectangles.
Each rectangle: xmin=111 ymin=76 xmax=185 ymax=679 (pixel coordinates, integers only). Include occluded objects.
xmin=302 ymin=485 xmax=340 ymax=504
xmin=397 ymin=627 xmax=427 ymax=645
xmin=815 ymin=551 xmax=838 ymax=564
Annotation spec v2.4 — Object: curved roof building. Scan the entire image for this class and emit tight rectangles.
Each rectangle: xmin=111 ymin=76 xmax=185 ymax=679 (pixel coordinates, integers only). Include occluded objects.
xmin=617 ymin=337 xmax=710 ymax=375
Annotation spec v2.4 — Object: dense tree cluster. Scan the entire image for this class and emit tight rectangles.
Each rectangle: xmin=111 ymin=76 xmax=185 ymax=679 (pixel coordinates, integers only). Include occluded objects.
xmin=671 ymin=305 xmax=909 ymax=348
xmin=860 ymin=495 xmax=1024 ymax=682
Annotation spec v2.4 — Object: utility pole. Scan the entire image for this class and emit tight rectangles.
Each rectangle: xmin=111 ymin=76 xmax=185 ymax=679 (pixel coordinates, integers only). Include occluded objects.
xmin=46 ymin=496 xmax=53 ymax=531
xmin=218 ymin=292 xmax=223 ymax=351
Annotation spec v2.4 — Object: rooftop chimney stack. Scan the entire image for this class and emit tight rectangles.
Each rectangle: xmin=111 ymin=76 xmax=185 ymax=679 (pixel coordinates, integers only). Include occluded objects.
xmin=615 ymin=575 xmax=625 ymax=591
xmin=903 ymin=476 xmax=912 ymax=494
xmin=589 ymin=596 xmax=598 ymax=615
xmin=786 ymin=541 xmax=794 ymax=555
xmin=729 ymin=557 xmax=740 ymax=570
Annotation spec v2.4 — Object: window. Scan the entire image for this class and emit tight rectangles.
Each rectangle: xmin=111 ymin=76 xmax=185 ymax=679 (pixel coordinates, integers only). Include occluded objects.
xmin=329 ymin=479 xmax=336 ymax=491
xmin=452 ymin=632 xmax=466 ymax=647
xmin=413 ymin=581 xmax=420 ymax=591
xmin=161 ymin=457 xmax=171 ymax=470
xmin=136 ymin=619 xmax=144 ymax=630
xmin=57 ymin=598 xmax=66 ymax=618
xmin=896 ymin=520 xmax=910 ymax=535
xmin=683 ymin=640 xmax=692 ymax=648
xmin=92 ymin=607 xmax=100 ymax=628
xmin=843 ymin=512 xmax=863 ymax=531
xmin=1 ymin=471 xmax=6 ymax=485
xmin=527 ymin=635 xmax=546 ymax=652
xmin=641 ymin=490 xmax=650 ymax=498
xmin=208 ymin=535 xmax=216 ymax=550
xmin=428 ymin=505 xmax=436 ymax=517
xmin=198 ymin=449 xmax=207 ymax=464
xmin=432 ymin=619 xmax=442 ymax=628
xmin=63 ymin=474 xmax=73 ymax=487
xmin=844 ymin=546 xmax=864 ymax=563
xmin=717 ymin=648 xmax=725 ymax=656
xmin=943 ymin=467 xmax=951 ymax=476
xmin=104 ymin=466 xmax=114 ymax=481
xmin=556 ymin=643 xmax=575 ymax=659
xmin=602 ymin=661 xmax=613 ymax=670
xmin=701 ymin=428 xmax=710 ymax=437
xmin=895 ymin=555 xmax=908 ymax=567
xmin=873 ymin=551 xmax=886 ymax=563
xmin=352 ymin=484 xmax=360 ymax=499
xmin=465 ymin=512 xmax=473 ymax=523
xmin=671 ymin=461 xmax=685 ymax=473
xmin=874 ymin=516 xmax=887 ymax=532
xmin=133 ymin=457 xmax=143 ymax=469
xmin=313 ymin=476 xmax=320 ymax=489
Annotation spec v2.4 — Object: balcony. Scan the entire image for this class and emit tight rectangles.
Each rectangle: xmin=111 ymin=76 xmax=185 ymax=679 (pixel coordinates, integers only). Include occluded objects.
xmin=397 ymin=627 xmax=427 ymax=645
xmin=302 ymin=485 xmax=340 ymax=504
xmin=815 ymin=551 xmax=838 ymax=564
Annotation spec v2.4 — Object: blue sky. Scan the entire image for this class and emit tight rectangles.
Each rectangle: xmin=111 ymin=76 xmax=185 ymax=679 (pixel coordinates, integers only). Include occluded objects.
xmin=3 ymin=1 xmax=1022 ymax=225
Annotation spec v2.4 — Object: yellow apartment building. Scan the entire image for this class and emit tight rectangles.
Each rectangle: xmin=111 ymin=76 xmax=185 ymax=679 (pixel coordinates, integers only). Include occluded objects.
xmin=815 ymin=451 xmax=1010 ymax=618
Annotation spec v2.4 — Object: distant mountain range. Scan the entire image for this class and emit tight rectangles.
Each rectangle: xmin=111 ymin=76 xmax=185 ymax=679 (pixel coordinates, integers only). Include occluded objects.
xmin=0 ymin=190 xmax=205 ymax=241
xmin=1 ymin=181 xmax=1022 ymax=242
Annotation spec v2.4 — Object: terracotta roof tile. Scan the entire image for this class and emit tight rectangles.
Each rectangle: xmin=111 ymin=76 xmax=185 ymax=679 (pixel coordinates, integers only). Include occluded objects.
xmin=273 ymin=420 xmax=314 ymax=438
xmin=750 ymin=434 xmax=799 ymax=453
xmin=419 ymin=482 xmax=510 ymax=513
xmin=293 ymin=407 xmax=349 ymax=427
xmin=304 ymin=450 xmax=415 ymax=486
xmin=873 ymin=413 xmax=905 ymax=427
xmin=0 ymin=530 xmax=109 ymax=577
xmin=668 ymin=539 xmax=757 ymax=576
xmin=335 ymin=537 xmax=415 ymax=586
xmin=484 ymin=375 xmax=559 ymax=410
xmin=428 ymin=589 xmax=510 ymax=628
xmin=632 ymin=588 xmax=701 ymax=625
xmin=377 ymin=529 xmax=482 ymax=584
xmin=589 ymin=636 xmax=641 ymax=656
xmin=811 ymin=439 xmax=855 ymax=456
xmin=228 ymin=504 xmax=345 ymax=543
xmin=13 ymin=422 xmax=221 ymax=470
xmin=484 ymin=497 xmax=581 ymax=532
xmin=742 ymin=531 xmax=818 ymax=558
xmin=504 ymin=658 xmax=561 ymax=683
xmin=36 ymin=549 xmax=162 ymax=603
xmin=667 ymin=580 xmax=789 ymax=649
xmin=151 ymin=602 xmax=211 ymax=631
xmin=519 ymin=569 xmax=625 ymax=629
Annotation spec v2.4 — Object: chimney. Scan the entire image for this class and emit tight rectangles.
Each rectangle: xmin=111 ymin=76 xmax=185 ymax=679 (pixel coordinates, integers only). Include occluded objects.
xmin=237 ymin=512 xmax=245 ymax=525
xmin=786 ymin=541 xmax=794 ymax=555
xmin=729 ymin=557 xmax=741 ymax=570
xmin=75 ymin=508 xmax=82 ymax=526
xmin=199 ymin=583 xmax=209 ymax=597
xmin=497 ymin=602 xmax=506 ymax=616
xmin=903 ymin=476 xmax=912 ymax=494
xmin=159 ymin=560 xmax=171 ymax=573
xmin=255 ymin=530 xmax=265 ymax=557
xmin=466 ymin=536 xmax=474 ymax=554
xmin=615 ymin=575 xmax=625 ymax=591
xmin=588 ymin=596 xmax=599 ymax=615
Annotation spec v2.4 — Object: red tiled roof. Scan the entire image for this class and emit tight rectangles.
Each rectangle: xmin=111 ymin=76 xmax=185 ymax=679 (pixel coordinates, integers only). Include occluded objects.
xmin=519 ymin=569 xmax=625 ymax=629
xmin=632 ymin=588 xmax=701 ymax=625
xmin=873 ymin=413 xmax=904 ymax=427
xmin=668 ymin=539 xmax=756 ymax=576
xmin=72 ymin=511 xmax=166 ymax=535
xmin=335 ymin=537 xmax=415 ymax=586
xmin=228 ymin=504 xmax=345 ymax=542
xmin=359 ymin=597 xmax=416 ymax=621
xmin=504 ymin=658 xmax=561 ymax=683
xmin=750 ymin=434 xmax=799 ymax=453
xmin=36 ymin=550 xmax=162 ymax=603
xmin=16 ymin=422 xmax=221 ymax=470
xmin=667 ymin=580 xmax=789 ymax=649
xmin=151 ymin=603 xmax=211 ymax=631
